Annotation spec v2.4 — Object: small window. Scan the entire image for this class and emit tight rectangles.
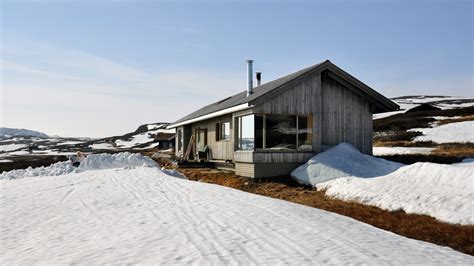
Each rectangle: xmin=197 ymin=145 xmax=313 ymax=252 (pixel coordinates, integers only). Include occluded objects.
xmin=216 ymin=122 xmax=230 ymax=141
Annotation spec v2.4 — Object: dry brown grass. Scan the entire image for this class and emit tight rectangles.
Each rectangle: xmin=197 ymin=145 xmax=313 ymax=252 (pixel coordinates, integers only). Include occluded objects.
xmin=373 ymin=140 xmax=435 ymax=147
xmin=437 ymin=115 xmax=474 ymax=126
xmin=432 ymin=143 xmax=474 ymax=157
xmin=177 ymin=168 xmax=474 ymax=256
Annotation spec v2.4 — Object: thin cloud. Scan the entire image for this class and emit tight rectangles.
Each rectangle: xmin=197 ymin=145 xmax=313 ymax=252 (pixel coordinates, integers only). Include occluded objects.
xmin=1 ymin=35 xmax=244 ymax=137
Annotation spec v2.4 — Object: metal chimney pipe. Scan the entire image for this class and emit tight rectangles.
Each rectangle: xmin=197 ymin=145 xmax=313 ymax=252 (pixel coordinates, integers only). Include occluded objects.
xmin=256 ymin=72 xmax=261 ymax=86
xmin=246 ymin=60 xmax=253 ymax=96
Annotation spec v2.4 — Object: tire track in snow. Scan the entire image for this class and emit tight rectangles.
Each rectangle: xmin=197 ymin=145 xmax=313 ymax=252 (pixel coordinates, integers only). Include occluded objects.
xmin=157 ymin=175 xmax=311 ymax=263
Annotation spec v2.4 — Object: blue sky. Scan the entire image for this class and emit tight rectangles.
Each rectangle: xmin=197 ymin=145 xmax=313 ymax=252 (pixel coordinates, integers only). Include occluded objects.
xmin=1 ymin=0 xmax=473 ymax=137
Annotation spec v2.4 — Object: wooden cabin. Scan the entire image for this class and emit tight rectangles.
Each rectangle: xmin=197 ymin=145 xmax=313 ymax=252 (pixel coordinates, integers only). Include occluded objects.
xmin=168 ymin=60 xmax=399 ymax=178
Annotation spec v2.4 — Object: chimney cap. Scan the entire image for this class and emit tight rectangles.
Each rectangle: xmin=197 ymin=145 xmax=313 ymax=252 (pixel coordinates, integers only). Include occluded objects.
xmin=246 ymin=59 xmax=253 ymax=63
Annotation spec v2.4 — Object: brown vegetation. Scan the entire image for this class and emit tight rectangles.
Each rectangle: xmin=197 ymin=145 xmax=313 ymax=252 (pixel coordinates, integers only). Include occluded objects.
xmin=432 ymin=143 xmax=474 ymax=157
xmin=436 ymin=115 xmax=474 ymax=126
xmin=175 ymin=168 xmax=474 ymax=256
xmin=0 ymin=155 xmax=68 ymax=173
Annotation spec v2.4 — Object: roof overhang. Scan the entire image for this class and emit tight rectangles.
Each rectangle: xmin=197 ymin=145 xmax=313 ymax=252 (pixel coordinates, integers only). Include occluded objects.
xmin=167 ymin=103 xmax=251 ymax=129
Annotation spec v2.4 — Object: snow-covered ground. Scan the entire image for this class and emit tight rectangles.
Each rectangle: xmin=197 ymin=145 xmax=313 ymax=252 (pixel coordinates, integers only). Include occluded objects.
xmin=1 ymin=157 xmax=472 ymax=264
xmin=0 ymin=144 xmax=27 ymax=152
xmin=373 ymin=146 xmax=435 ymax=156
xmin=292 ymin=144 xmax=474 ymax=225
xmin=115 ymin=131 xmax=156 ymax=148
xmin=410 ymin=121 xmax=474 ymax=143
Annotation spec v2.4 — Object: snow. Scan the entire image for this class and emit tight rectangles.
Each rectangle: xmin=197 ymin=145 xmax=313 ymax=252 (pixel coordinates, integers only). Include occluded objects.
xmin=1 ymin=167 xmax=472 ymax=264
xmin=0 ymin=159 xmax=13 ymax=163
xmin=0 ymin=152 xmax=156 ymax=180
xmin=89 ymin=142 xmax=117 ymax=150
xmin=317 ymin=162 xmax=474 ymax=225
xmin=0 ymin=144 xmax=27 ymax=152
xmin=292 ymin=143 xmax=474 ymax=224
xmin=116 ymin=132 xmax=155 ymax=148
xmin=59 ymin=141 xmax=84 ymax=145
xmin=411 ymin=121 xmax=474 ymax=143
xmin=373 ymin=146 xmax=434 ymax=156
xmin=373 ymin=110 xmax=404 ymax=120
xmin=291 ymin=143 xmax=403 ymax=185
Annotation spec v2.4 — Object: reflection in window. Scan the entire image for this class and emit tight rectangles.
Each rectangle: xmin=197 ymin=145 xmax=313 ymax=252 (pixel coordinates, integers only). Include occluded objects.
xmin=298 ymin=115 xmax=313 ymax=151
xmin=237 ymin=114 xmax=313 ymax=151
xmin=221 ymin=122 xmax=230 ymax=140
xmin=266 ymin=115 xmax=297 ymax=150
xmin=216 ymin=122 xmax=230 ymax=141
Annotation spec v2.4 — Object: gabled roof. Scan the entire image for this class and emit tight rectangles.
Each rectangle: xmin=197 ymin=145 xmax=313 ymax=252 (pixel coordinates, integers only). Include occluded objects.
xmin=168 ymin=60 xmax=399 ymax=128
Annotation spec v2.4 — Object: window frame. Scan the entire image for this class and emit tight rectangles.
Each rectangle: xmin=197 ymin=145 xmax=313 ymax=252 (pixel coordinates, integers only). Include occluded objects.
xmin=236 ymin=113 xmax=313 ymax=152
xmin=216 ymin=121 xmax=231 ymax=142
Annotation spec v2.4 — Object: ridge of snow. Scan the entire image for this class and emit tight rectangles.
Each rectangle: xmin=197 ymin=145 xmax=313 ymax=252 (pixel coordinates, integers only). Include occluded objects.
xmin=0 ymin=152 xmax=157 ymax=180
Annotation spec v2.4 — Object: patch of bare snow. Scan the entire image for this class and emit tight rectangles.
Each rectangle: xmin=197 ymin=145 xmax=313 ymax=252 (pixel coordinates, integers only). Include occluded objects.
xmin=411 ymin=121 xmax=474 ymax=143
xmin=373 ymin=147 xmax=434 ymax=156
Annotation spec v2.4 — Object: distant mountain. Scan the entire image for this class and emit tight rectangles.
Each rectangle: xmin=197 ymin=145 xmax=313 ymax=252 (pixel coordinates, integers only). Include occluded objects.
xmin=374 ymin=95 xmax=474 ymax=120
xmin=0 ymin=127 xmax=49 ymax=139
xmin=0 ymin=122 xmax=174 ymax=157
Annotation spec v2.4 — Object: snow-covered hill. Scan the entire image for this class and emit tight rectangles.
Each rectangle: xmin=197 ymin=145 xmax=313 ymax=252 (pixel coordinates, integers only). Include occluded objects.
xmin=373 ymin=95 xmax=474 ymax=154
xmin=374 ymin=95 xmax=474 ymax=119
xmin=0 ymin=123 xmax=174 ymax=158
xmin=0 ymin=156 xmax=471 ymax=264
xmin=0 ymin=127 xmax=49 ymax=139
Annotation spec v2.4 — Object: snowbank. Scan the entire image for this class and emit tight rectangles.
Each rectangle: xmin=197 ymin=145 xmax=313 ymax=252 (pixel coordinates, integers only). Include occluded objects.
xmin=0 ymin=152 xmax=157 ymax=180
xmin=317 ymin=162 xmax=474 ymax=225
xmin=291 ymin=143 xmax=403 ymax=185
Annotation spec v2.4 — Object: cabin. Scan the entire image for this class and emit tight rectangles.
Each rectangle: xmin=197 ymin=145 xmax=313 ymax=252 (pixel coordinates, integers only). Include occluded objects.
xmin=168 ymin=60 xmax=399 ymax=178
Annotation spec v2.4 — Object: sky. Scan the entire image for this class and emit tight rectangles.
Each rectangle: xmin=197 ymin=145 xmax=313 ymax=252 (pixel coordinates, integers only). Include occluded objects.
xmin=1 ymin=0 xmax=473 ymax=137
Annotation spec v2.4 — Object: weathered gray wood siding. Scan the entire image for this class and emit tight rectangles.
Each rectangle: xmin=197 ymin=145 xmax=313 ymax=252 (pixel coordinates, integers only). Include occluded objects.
xmin=252 ymin=72 xmax=323 ymax=153
xmin=321 ymin=76 xmax=373 ymax=154
xmin=235 ymin=162 xmax=303 ymax=178
xmin=190 ymin=114 xmax=234 ymax=160
xmin=235 ymin=151 xmax=314 ymax=163
xmin=251 ymin=71 xmax=372 ymax=155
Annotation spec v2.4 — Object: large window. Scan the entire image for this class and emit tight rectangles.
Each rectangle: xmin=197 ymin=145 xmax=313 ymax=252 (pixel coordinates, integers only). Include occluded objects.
xmin=216 ymin=122 xmax=231 ymax=141
xmin=236 ymin=114 xmax=313 ymax=151
xmin=237 ymin=115 xmax=254 ymax=150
